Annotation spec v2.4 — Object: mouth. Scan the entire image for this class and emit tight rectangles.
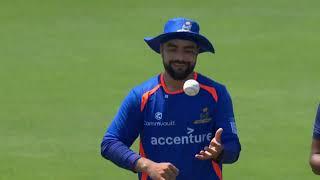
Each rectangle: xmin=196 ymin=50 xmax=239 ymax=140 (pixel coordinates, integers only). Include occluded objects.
xmin=171 ymin=62 xmax=187 ymax=69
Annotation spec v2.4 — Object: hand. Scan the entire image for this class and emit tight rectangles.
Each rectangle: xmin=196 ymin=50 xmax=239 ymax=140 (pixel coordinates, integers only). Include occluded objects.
xmin=146 ymin=162 xmax=179 ymax=180
xmin=135 ymin=157 xmax=179 ymax=180
xmin=195 ymin=128 xmax=224 ymax=160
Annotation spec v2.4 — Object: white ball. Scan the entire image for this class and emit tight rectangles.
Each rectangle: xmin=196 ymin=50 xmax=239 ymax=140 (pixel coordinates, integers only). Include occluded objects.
xmin=183 ymin=79 xmax=200 ymax=96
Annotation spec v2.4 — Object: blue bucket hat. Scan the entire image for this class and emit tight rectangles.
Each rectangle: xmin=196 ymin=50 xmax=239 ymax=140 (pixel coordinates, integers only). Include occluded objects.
xmin=144 ymin=17 xmax=215 ymax=54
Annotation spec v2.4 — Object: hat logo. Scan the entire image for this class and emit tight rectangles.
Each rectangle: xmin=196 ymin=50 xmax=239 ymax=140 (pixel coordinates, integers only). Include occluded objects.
xmin=177 ymin=21 xmax=192 ymax=32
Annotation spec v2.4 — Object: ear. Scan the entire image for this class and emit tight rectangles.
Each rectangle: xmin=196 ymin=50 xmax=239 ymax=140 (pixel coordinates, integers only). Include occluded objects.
xmin=196 ymin=45 xmax=200 ymax=54
xmin=160 ymin=44 xmax=164 ymax=54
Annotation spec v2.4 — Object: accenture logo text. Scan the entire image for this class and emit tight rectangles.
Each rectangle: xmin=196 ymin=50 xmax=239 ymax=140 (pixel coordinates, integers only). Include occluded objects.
xmin=150 ymin=128 xmax=212 ymax=146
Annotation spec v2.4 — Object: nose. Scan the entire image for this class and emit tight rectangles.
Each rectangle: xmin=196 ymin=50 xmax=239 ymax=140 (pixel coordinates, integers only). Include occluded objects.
xmin=174 ymin=51 xmax=184 ymax=61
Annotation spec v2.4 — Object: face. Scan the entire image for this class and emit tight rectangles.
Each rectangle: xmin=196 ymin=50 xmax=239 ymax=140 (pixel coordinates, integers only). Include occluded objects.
xmin=160 ymin=39 xmax=199 ymax=80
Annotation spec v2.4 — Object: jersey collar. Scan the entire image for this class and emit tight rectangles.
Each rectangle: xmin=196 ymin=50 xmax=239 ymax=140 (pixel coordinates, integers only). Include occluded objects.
xmin=160 ymin=72 xmax=198 ymax=95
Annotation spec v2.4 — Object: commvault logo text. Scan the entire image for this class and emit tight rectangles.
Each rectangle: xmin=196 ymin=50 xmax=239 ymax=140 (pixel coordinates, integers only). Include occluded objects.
xmin=144 ymin=112 xmax=175 ymax=127
xmin=150 ymin=128 xmax=212 ymax=146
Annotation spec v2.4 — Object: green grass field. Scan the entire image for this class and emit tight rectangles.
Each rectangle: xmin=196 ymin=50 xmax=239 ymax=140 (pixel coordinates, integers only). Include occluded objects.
xmin=1 ymin=0 xmax=319 ymax=179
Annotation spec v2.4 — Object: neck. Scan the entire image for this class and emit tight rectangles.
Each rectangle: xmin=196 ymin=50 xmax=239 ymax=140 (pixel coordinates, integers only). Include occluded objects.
xmin=163 ymin=71 xmax=195 ymax=92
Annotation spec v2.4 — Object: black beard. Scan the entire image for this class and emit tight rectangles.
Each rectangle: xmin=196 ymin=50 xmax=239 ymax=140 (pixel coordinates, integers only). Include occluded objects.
xmin=163 ymin=60 xmax=196 ymax=80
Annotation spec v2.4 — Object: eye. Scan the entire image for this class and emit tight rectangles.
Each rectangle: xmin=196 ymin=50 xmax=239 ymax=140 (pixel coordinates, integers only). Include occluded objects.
xmin=167 ymin=48 xmax=177 ymax=52
xmin=185 ymin=49 xmax=196 ymax=54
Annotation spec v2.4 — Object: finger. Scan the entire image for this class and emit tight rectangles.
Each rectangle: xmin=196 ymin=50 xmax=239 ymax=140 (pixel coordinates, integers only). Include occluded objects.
xmin=166 ymin=176 xmax=175 ymax=180
xmin=210 ymin=138 xmax=221 ymax=147
xmin=203 ymin=149 xmax=212 ymax=157
xmin=204 ymin=146 xmax=222 ymax=159
xmin=195 ymin=154 xmax=205 ymax=160
xmin=200 ymin=146 xmax=212 ymax=156
xmin=204 ymin=146 xmax=218 ymax=155
xmin=161 ymin=171 xmax=170 ymax=180
xmin=214 ymin=128 xmax=223 ymax=143
xmin=199 ymin=150 xmax=205 ymax=155
xmin=199 ymin=150 xmax=207 ymax=156
xmin=195 ymin=153 xmax=210 ymax=160
xmin=163 ymin=168 xmax=175 ymax=180
xmin=199 ymin=150 xmax=212 ymax=158
xmin=168 ymin=164 xmax=179 ymax=176
xmin=195 ymin=148 xmax=213 ymax=160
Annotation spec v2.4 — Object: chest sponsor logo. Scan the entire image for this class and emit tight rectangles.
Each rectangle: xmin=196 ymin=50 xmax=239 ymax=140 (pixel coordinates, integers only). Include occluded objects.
xmin=144 ymin=120 xmax=176 ymax=127
xmin=150 ymin=127 xmax=212 ymax=146
xmin=144 ymin=112 xmax=175 ymax=127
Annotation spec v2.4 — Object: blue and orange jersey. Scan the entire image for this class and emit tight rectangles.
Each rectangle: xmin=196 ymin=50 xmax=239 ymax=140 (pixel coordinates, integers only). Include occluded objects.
xmin=101 ymin=72 xmax=241 ymax=180
xmin=313 ymin=104 xmax=320 ymax=139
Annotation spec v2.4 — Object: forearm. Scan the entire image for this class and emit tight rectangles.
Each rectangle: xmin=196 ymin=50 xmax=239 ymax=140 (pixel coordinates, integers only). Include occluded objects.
xmin=310 ymin=154 xmax=320 ymax=174
xmin=221 ymin=140 xmax=241 ymax=164
xmin=101 ymin=135 xmax=141 ymax=171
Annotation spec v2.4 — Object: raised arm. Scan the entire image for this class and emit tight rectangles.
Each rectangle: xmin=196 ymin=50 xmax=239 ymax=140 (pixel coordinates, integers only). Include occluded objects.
xmin=213 ymin=86 xmax=241 ymax=163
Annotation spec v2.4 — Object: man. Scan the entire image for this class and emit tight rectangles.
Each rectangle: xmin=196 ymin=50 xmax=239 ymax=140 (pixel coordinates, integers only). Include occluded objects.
xmin=310 ymin=104 xmax=320 ymax=174
xmin=101 ymin=17 xmax=241 ymax=180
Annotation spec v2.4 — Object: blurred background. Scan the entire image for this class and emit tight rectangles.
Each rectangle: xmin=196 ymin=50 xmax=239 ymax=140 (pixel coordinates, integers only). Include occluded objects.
xmin=0 ymin=0 xmax=319 ymax=179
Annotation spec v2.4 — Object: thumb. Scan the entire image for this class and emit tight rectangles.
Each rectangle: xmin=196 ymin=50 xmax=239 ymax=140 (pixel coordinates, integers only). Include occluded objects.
xmin=214 ymin=128 xmax=223 ymax=143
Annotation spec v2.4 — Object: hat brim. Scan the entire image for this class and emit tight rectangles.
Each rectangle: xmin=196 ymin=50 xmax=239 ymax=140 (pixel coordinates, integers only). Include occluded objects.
xmin=144 ymin=32 xmax=215 ymax=54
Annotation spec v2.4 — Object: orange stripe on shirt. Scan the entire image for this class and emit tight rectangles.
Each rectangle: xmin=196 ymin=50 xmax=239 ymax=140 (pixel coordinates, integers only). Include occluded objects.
xmin=212 ymin=161 xmax=222 ymax=180
xmin=140 ymin=84 xmax=161 ymax=112
xmin=160 ymin=74 xmax=184 ymax=94
xmin=199 ymin=84 xmax=218 ymax=102
xmin=194 ymin=72 xmax=198 ymax=80
xmin=160 ymin=72 xmax=198 ymax=95
xmin=139 ymin=141 xmax=148 ymax=180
